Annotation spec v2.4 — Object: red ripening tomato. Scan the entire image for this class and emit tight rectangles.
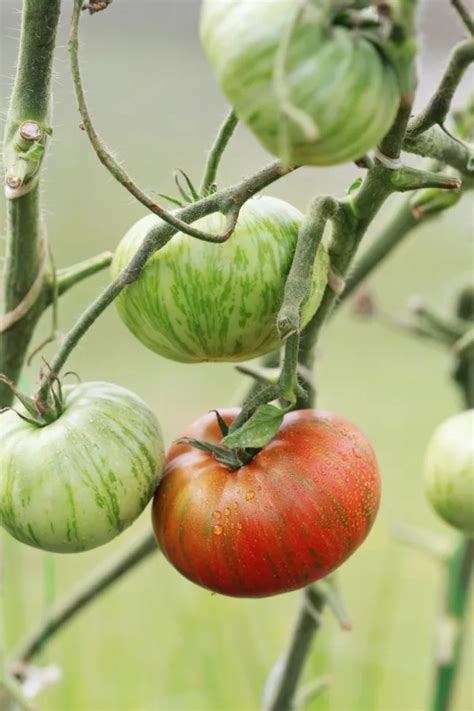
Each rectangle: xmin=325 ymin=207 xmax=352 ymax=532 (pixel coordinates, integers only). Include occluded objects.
xmin=152 ymin=409 xmax=381 ymax=598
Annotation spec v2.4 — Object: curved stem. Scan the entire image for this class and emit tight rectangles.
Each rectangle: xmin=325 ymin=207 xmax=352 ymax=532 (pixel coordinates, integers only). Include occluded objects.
xmin=69 ymin=1 xmax=243 ymax=244
xmin=408 ymin=39 xmax=474 ymax=137
xmin=36 ymin=160 xmax=294 ymax=402
xmin=199 ymin=110 xmax=238 ymax=196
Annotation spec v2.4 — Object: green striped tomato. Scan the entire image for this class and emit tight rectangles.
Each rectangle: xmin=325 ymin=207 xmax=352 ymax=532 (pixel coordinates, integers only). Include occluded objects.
xmin=424 ymin=410 xmax=474 ymax=535
xmin=0 ymin=382 xmax=165 ymax=553
xmin=112 ymin=196 xmax=329 ymax=363
xmin=200 ymin=0 xmax=400 ymax=166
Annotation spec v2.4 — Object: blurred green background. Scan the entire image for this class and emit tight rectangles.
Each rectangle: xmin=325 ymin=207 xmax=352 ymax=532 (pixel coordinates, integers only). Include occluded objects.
xmin=1 ymin=1 xmax=473 ymax=709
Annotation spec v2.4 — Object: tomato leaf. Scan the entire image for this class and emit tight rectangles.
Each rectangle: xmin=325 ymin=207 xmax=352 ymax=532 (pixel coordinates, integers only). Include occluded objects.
xmin=222 ymin=404 xmax=286 ymax=450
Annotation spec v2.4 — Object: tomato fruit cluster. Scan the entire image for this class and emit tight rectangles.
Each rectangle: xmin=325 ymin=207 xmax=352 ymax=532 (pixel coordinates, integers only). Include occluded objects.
xmin=424 ymin=409 xmax=474 ymax=535
xmin=152 ymin=409 xmax=381 ymax=598
xmin=200 ymin=0 xmax=400 ymax=166
xmin=112 ymin=196 xmax=328 ymax=363
xmin=0 ymin=382 xmax=165 ymax=553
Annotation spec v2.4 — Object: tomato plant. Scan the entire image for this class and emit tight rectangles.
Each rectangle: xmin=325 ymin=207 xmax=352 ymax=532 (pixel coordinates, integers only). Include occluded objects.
xmin=424 ymin=409 xmax=474 ymax=535
xmin=112 ymin=196 xmax=329 ymax=362
xmin=200 ymin=0 xmax=400 ymax=166
xmin=0 ymin=381 xmax=165 ymax=553
xmin=152 ymin=408 xmax=380 ymax=597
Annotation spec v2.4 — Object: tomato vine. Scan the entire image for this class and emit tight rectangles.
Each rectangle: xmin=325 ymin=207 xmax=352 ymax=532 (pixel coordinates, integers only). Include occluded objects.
xmin=1 ymin=0 xmax=474 ymax=708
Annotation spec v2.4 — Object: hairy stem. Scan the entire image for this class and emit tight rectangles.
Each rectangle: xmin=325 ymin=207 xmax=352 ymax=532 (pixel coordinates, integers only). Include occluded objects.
xmin=70 ymin=1 xmax=245 ymax=244
xmin=0 ymin=0 xmax=61 ymax=408
xmin=36 ymin=161 xmax=294 ymax=402
xmin=199 ymin=110 xmax=238 ymax=196
xmin=408 ymin=39 xmax=474 ymax=136
xmin=56 ymin=252 xmax=113 ymax=298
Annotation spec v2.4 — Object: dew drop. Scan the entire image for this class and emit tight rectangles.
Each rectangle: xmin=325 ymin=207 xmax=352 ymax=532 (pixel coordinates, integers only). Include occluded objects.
xmin=213 ymin=510 xmax=222 ymax=520
xmin=213 ymin=525 xmax=223 ymax=536
xmin=246 ymin=490 xmax=255 ymax=501
xmin=224 ymin=507 xmax=231 ymax=516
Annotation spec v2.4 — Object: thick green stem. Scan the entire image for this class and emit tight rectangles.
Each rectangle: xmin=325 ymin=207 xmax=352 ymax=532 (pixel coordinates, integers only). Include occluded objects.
xmin=342 ymin=194 xmax=418 ymax=301
xmin=1 ymin=0 xmax=61 ymax=409
xmin=432 ymin=539 xmax=474 ymax=711
xmin=199 ymin=110 xmax=238 ymax=196
xmin=266 ymin=588 xmax=325 ymax=711
xmin=277 ymin=196 xmax=337 ymax=339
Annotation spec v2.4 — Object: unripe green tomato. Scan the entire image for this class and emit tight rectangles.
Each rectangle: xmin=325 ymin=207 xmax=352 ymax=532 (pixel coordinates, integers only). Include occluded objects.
xmin=200 ymin=0 xmax=401 ymax=166
xmin=112 ymin=196 xmax=329 ymax=363
xmin=0 ymin=382 xmax=165 ymax=553
xmin=424 ymin=410 xmax=474 ymax=535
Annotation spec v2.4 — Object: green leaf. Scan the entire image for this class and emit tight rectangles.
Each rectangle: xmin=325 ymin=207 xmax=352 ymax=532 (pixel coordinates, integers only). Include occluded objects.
xmin=18 ymin=141 xmax=45 ymax=162
xmin=222 ymin=404 xmax=286 ymax=449
xmin=346 ymin=177 xmax=362 ymax=195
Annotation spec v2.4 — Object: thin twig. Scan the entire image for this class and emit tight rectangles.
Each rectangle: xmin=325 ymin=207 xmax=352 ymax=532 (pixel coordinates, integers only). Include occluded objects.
xmin=35 ymin=159 xmax=294 ymax=403
xmin=69 ymin=0 xmax=242 ymax=244
xmin=451 ymin=0 xmax=474 ymax=35
xmin=56 ymin=251 xmax=113 ymax=297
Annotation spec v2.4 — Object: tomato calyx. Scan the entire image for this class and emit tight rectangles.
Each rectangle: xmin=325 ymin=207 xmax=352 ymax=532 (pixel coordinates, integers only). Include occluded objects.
xmin=0 ymin=371 xmax=64 ymax=427
xmin=177 ymin=437 xmax=254 ymax=471
xmin=177 ymin=404 xmax=290 ymax=470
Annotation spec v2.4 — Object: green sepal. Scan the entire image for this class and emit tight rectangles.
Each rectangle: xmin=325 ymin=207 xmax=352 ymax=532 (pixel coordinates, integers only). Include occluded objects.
xmin=0 ymin=375 xmax=41 ymax=420
xmin=211 ymin=410 xmax=229 ymax=437
xmin=177 ymin=437 xmax=242 ymax=470
xmin=157 ymin=193 xmax=185 ymax=208
xmin=222 ymin=404 xmax=288 ymax=450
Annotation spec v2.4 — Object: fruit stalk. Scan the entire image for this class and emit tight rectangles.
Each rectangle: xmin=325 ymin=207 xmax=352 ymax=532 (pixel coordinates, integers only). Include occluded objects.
xmin=199 ymin=109 xmax=238 ymax=196
xmin=0 ymin=0 xmax=61 ymax=409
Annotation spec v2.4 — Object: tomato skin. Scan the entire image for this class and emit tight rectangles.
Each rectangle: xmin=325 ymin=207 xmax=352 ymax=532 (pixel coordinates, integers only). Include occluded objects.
xmin=424 ymin=410 xmax=474 ymax=535
xmin=152 ymin=409 xmax=380 ymax=598
xmin=200 ymin=0 xmax=400 ymax=167
xmin=111 ymin=196 xmax=328 ymax=363
xmin=0 ymin=382 xmax=165 ymax=553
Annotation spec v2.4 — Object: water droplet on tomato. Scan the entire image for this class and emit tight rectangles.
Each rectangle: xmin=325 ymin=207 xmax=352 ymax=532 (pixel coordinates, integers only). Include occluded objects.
xmin=224 ymin=507 xmax=230 ymax=516
xmin=213 ymin=510 xmax=222 ymax=520
xmin=213 ymin=525 xmax=223 ymax=536
xmin=246 ymin=490 xmax=255 ymax=501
